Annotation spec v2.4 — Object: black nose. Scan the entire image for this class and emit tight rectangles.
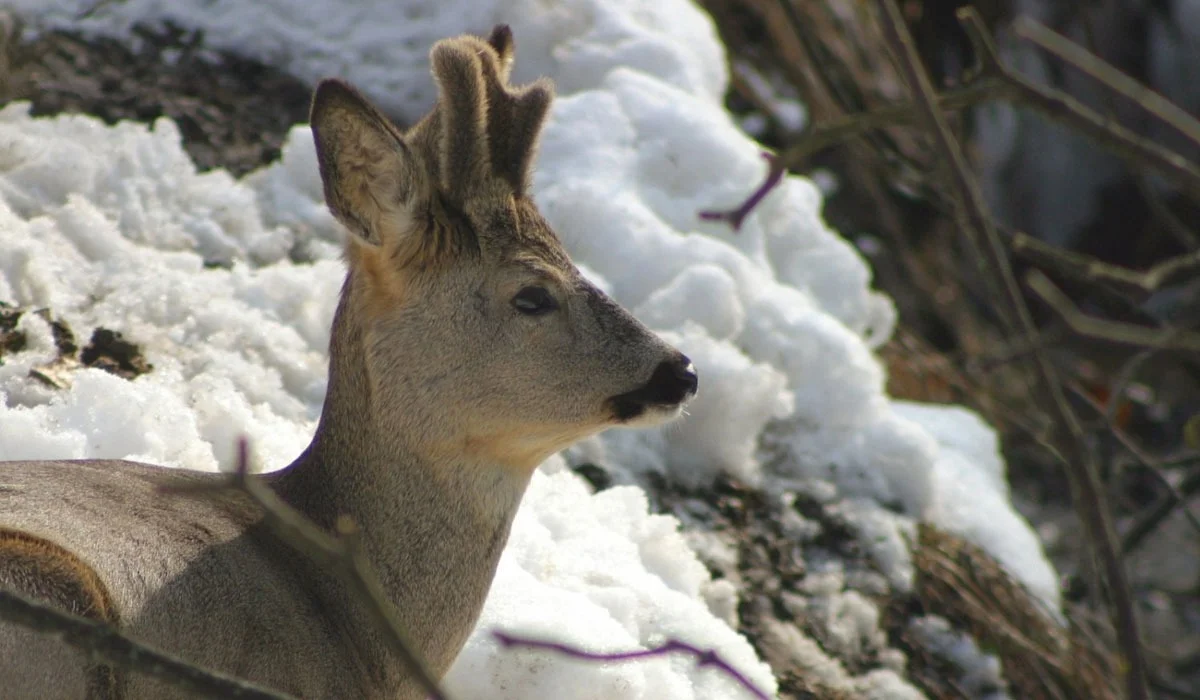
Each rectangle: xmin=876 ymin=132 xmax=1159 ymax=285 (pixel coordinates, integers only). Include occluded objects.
xmin=669 ymin=354 xmax=698 ymax=397
xmin=607 ymin=353 xmax=699 ymax=421
xmin=644 ymin=353 xmax=698 ymax=404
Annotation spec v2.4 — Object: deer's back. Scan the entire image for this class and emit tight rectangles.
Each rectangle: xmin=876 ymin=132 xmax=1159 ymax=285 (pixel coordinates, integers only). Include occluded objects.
xmin=0 ymin=460 xmax=375 ymax=699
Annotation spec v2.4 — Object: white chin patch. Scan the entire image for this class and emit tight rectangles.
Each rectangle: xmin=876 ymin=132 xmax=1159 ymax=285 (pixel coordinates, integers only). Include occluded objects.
xmin=622 ymin=402 xmax=686 ymax=428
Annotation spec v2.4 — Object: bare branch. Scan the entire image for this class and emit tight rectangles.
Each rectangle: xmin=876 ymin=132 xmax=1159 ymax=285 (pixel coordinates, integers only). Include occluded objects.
xmin=706 ymin=3 xmax=1200 ymax=246
xmin=1026 ymin=270 xmax=1200 ymax=352
xmin=1027 ymin=6 xmax=1200 ymax=558
xmin=162 ymin=439 xmax=449 ymax=700
xmin=1060 ymin=375 xmax=1200 ymax=547
xmin=956 ymin=10 xmax=1200 ymax=203
xmin=1016 ymin=12 xmax=1200 ymax=249
xmin=771 ymin=77 xmax=1005 ymax=164
xmin=493 ymin=631 xmax=771 ymax=700
xmin=1121 ymin=467 xmax=1200 ymax=555
xmin=873 ymin=2 xmax=1151 ymax=697
xmin=0 ymin=588 xmax=295 ymax=700
xmin=877 ymin=2 xmax=1020 ymax=332
xmin=1012 ymin=233 xmax=1200 ymax=298
xmin=1013 ymin=17 xmax=1200 ymax=152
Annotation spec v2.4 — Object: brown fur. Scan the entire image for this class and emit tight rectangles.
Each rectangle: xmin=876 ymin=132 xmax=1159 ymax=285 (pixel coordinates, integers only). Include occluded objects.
xmin=347 ymin=239 xmax=411 ymax=319
xmin=0 ymin=529 xmax=123 ymax=699
xmin=0 ymin=25 xmax=696 ymax=699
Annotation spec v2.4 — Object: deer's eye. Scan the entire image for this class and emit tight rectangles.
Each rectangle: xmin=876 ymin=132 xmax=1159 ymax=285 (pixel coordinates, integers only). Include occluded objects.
xmin=512 ymin=286 xmax=559 ymax=315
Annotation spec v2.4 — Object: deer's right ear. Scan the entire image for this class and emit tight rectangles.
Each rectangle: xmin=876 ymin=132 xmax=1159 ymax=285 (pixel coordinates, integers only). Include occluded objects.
xmin=310 ymin=79 xmax=420 ymax=247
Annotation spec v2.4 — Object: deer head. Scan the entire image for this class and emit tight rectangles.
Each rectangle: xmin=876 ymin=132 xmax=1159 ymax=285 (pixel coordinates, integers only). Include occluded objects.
xmin=308 ymin=26 xmax=697 ymax=476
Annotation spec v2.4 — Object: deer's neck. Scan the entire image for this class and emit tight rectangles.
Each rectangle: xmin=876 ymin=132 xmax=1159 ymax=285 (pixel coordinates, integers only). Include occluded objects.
xmin=270 ymin=288 xmax=530 ymax=679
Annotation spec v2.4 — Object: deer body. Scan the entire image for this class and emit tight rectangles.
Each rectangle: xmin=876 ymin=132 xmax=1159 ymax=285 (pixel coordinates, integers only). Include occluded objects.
xmin=0 ymin=27 xmax=696 ymax=699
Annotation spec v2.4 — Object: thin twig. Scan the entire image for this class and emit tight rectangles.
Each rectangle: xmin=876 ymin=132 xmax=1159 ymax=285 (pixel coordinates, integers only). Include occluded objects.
xmin=1141 ymin=175 xmax=1200 ymax=250
xmin=1121 ymin=467 xmax=1200 ymax=555
xmin=1157 ymin=454 xmax=1200 ymax=473
xmin=1026 ymin=270 xmax=1200 ymax=352
xmin=0 ymin=589 xmax=295 ymax=700
xmin=741 ymin=7 xmax=1200 ymax=200
xmin=1012 ymin=233 xmax=1200 ymax=298
xmin=1150 ymin=671 xmax=1200 ymax=700
xmin=707 ymin=2 xmax=1200 ymax=243
xmin=493 ymin=632 xmax=771 ymax=700
xmin=880 ymin=3 xmax=1019 ymax=334
xmin=162 ymin=439 xmax=449 ymax=700
xmin=1029 ymin=2 xmax=1200 ymax=561
xmin=773 ymin=76 xmax=1005 ymax=164
xmin=1105 ymin=346 xmax=1160 ymax=427
xmin=1052 ymin=2 xmax=1200 ymax=251
xmin=963 ymin=323 xmax=1069 ymax=376
xmin=1013 ymin=17 xmax=1200 ymax=152
xmin=1062 ymin=376 xmax=1200 ymax=545
xmin=955 ymin=11 xmax=1200 ymax=203
xmin=74 ymin=0 xmax=123 ymax=20
xmin=874 ymin=3 xmax=1151 ymax=698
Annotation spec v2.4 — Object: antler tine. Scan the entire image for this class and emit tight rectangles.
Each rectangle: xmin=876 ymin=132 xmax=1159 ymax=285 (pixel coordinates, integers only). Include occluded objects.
xmin=487 ymin=24 xmax=515 ymax=82
xmin=429 ymin=27 xmax=553 ymax=201
xmin=429 ymin=39 xmax=491 ymax=202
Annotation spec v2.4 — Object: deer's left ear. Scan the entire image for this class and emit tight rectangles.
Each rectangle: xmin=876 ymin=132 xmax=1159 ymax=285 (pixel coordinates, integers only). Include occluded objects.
xmin=310 ymin=79 xmax=423 ymax=248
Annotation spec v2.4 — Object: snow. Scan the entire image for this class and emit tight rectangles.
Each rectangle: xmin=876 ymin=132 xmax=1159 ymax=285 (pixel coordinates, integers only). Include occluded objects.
xmin=1 ymin=0 xmax=1066 ymax=696
xmin=907 ymin=616 xmax=1008 ymax=699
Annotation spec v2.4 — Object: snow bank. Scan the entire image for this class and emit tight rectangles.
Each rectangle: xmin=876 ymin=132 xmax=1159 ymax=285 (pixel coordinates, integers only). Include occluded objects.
xmin=447 ymin=459 xmax=767 ymax=699
xmin=3 ymin=0 xmax=1063 ymax=695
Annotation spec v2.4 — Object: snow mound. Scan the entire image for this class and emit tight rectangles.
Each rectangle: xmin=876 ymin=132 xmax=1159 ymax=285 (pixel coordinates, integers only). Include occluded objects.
xmin=448 ymin=461 xmax=768 ymax=699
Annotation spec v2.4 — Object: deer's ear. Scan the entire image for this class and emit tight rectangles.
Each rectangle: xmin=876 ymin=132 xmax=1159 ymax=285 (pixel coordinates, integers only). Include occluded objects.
xmin=310 ymin=80 xmax=423 ymax=247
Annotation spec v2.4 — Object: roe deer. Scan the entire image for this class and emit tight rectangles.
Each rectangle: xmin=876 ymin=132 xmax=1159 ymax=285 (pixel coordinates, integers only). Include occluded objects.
xmin=0 ymin=25 xmax=697 ymax=699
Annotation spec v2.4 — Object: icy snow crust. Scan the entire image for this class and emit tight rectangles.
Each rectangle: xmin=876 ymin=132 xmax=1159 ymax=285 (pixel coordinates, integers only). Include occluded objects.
xmin=2 ymin=0 xmax=1058 ymax=696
